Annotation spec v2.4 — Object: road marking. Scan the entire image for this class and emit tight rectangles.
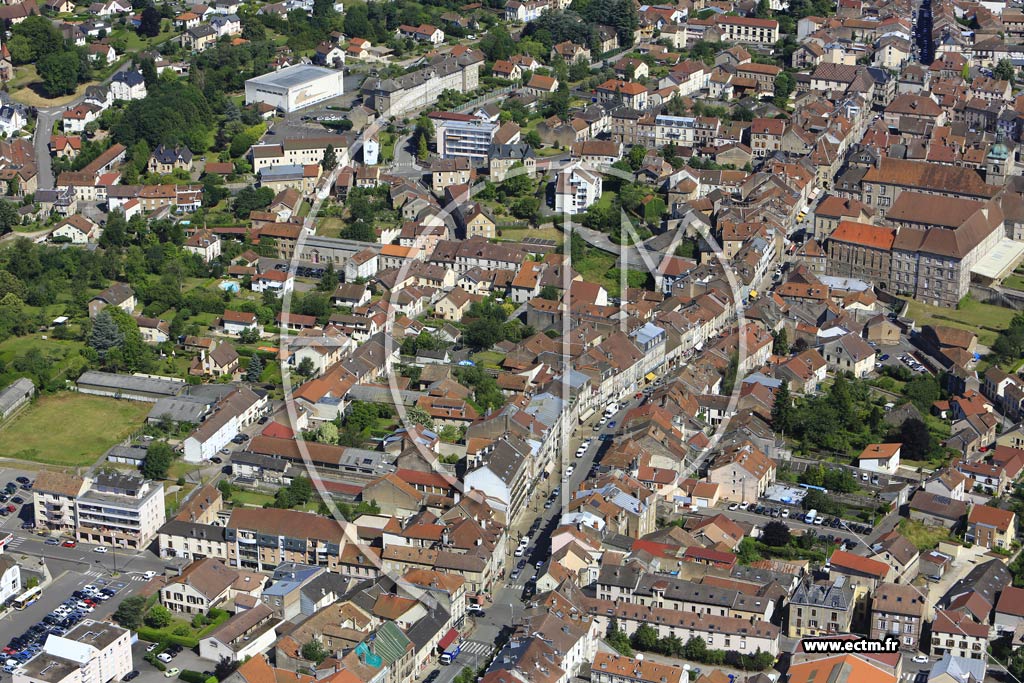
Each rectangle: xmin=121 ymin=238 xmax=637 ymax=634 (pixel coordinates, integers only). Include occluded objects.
xmin=459 ymin=641 xmax=494 ymax=658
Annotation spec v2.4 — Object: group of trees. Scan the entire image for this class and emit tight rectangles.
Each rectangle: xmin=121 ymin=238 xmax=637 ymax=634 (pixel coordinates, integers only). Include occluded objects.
xmin=607 ymin=621 xmax=774 ymax=671
xmin=771 ymin=375 xmax=887 ymax=455
xmin=113 ymin=79 xmax=215 ymax=153
xmin=88 ymin=308 xmax=154 ymax=373
xmin=991 ymin=311 xmax=1024 ymax=363
xmin=8 ymin=17 xmax=94 ymax=96
xmin=271 ymin=475 xmax=314 ymax=509
xmin=475 ymin=164 xmax=540 ymax=220
xmin=454 ymin=365 xmax=505 ymax=412
xmin=463 ymin=297 xmax=533 ymax=350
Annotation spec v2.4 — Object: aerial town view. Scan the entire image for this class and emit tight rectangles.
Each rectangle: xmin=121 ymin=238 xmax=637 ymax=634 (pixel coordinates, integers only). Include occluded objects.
xmin=2 ymin=0 xmax=1024 ymax=682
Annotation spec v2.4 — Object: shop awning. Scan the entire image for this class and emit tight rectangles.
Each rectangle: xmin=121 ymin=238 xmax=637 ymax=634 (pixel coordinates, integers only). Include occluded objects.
xmin=438 ymin=628 xmax=459 ymax=651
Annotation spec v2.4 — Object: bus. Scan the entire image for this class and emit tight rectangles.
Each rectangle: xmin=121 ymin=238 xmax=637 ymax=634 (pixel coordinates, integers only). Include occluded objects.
xmin=13 ymin=586 xmax=41 ymax=610
xmin=0 ymin=533 xmax=12 ymax=551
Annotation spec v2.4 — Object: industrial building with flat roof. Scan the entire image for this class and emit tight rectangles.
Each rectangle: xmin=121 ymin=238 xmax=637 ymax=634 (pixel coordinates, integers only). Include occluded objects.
xmin=245 ymin=64 xmax=344 ymax=113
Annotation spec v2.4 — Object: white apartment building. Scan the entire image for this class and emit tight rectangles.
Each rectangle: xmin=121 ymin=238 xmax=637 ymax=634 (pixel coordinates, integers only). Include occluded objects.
xmin=554 ymin=165 xmax=602 ymax=215
xmin=14 ymin=621 xmax=132 ymax=683
xmin=431 ymin=113 xmax=498 ymax=161
xmin=76 ymin=472 xmax=166 ymax=550
xmin=33 ymin=471 xmax=88 ymax=533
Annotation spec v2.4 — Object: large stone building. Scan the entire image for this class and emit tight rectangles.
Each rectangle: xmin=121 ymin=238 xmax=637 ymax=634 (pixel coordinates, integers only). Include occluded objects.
xmin=362 ymin=53 xmax=482 ymax=118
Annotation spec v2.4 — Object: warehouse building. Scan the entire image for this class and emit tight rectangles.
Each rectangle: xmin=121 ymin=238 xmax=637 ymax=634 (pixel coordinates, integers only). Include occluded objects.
xmin=245 ymin=64 xmax=344 ymax=113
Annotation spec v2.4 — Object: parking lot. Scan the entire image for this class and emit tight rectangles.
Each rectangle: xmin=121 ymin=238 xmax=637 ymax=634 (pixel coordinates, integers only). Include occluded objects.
xmin=718 ymin=502 xmax=875 ymax=551
xmin=0 ymin=573 xmax=136 ymax=673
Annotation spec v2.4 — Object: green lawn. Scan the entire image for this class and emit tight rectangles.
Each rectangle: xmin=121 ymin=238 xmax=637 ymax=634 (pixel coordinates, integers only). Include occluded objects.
xmin=1003 ymin=275 xmax=1024 ymax=292
xmin=471 ymin=350 xmax=506 ymax=368
xmin=0 ymin=334 xmax=90 ymax=387
xmin=573 ymin=251 xmax=622 ymax=296
xmin=0 ymin=393 xmax=151 ymax=466
xmin=902 ymin=297 xmax=1015 ymax=347
xmin=898 ymin=518 xmax=952 ymax=551
xmin=230 ymin=490 xmax=275 ymax=507
xmin=495 ymin=226 xmax=564 ymax=245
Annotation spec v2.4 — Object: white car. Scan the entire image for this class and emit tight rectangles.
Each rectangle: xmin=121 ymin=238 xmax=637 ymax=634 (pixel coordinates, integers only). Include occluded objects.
xmin=564 ymin=466 xmax=575 ymax=478
xmin=93 ymin=546 xmax=109 ymax=554
xmin=781 ymin=509 xmax=790 ymax=518
xmin=156 ymin=653 xmax=173 ymax=664
xmin=911 ymin=655 xmax=929 ymax=664
xmin=728 ymin=503 xmax=739 ymax=511
xmin=142 ymin=571 xmax=157 ymax=580
xmin=739 ymin=501 xmax=750 ymax=510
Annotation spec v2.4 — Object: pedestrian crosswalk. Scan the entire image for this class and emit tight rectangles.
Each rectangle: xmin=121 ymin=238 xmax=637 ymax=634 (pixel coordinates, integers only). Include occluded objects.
xmin=459 ymin=641 xmax=494 ymax=659
xmin=6 ymin=536 xmax=25 ymax=550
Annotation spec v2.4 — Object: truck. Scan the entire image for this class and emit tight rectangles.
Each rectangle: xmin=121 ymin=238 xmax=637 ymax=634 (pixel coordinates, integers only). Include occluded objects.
xmin=440 ymin=644 xmax=461 ymax=665
xmin=803 ymin=509 xmax=817 ymax=525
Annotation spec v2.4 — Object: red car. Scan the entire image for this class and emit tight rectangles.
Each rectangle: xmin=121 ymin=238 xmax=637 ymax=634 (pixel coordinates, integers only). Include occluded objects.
xmin=5 ymin=504 xmax=14 ymax=513
xmin=61 ymin=540 xmax=77 ymax=548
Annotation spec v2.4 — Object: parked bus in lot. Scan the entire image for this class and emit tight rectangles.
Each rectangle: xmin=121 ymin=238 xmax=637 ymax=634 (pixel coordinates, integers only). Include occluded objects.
xmin=13 ymin=586 xmax=41 ymax=610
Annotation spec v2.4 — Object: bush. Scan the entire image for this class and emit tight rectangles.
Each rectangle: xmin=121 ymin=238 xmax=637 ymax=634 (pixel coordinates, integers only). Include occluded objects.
xmin=179 ymin=671 xmax=208 ymax=683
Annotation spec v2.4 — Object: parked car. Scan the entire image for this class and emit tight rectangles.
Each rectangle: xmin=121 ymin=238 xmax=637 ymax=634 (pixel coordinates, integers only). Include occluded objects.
xmin=164 ymin=668 xmax=180 ymax=678
xmin=93 ymin=546 xmax=109 ymax=554
xmin=124 ymin=671 xmax=140 ymax=681
xmin=156 ymin=653 xmax=173 ymax=664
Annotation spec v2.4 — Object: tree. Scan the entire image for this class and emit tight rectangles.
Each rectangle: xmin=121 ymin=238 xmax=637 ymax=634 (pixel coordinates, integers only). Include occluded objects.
xmin=773 ymin=71 xmax=795 ymax=109
xmin=606 ymin=618 xmax=633 ymax=656
xmin=142 ymin=441 xmax=175 ymax=480
xmin=322 ymin=144 xmax=338 ymax=171
xmin=903 ymin=375 xmax=940 ymax=411
xmin=631 ymin=623 xmax=659 ymax=651
xmin=213 ymin=658 xmax=238 ymax=681
xmin=406 ymin=406 xmax=435 ymax=429
xmin=416 ymin=133 xmax=429 ymax=161
xmin=113 ymin=596 xmax=146 ymax=630
xmin=896 ymin=418 xmax=933 ymax=460
xmin=761 ymin=520 xmax=792 ymax=547
xmin=296 ymin=357 xmax=316 ymax=377
xmin=89 ymin=310 xmax=124 ymax=358
xmin=317 ymin=261 xmax=338 ymax=292
xmin=771 ymin=382 xmax=793 ymax=434
xmin=538 ymin=285 xmax=559 ymax=300
xmin=301 ymin=640 xmax=329 ymax=665
xmin=627 ymin=145 xmax=646 ymax=171
xmin=144 ymin=605 xmax=173 ymax=628
xmin=481 ymin=24 xmax=515 ymax=61
xmin=38 ymin=51 xmax=80 ymax=97
xmin=342 ymin=2 xmax=370 ymax=38
xmin=139 ymin=6 xmax=162 ymax=36
xmin=772 ymin=328 xmax=789 ymax=355
xmin=317 ymin=421 xmax=339 ymax=444
xmin=995 ymin=58 xmax=1016 ymax=82
xmin=736 ymin=536 xmax=760 ymax=564
xmin=245 ymin=354 xmax=264 ymax=382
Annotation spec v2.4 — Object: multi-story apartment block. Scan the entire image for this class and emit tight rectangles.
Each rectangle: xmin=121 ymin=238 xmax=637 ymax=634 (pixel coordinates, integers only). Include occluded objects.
xmin=33 ymin=470 xmax=88 ymax=532
xmin=362 ymin=54 xmax=483 ymax=119
xmin=554 ymin=165 xmax=602 ymax=215
xmin=714 ymin=16 xmax=779 ymax=45
xmin=870 ymin=582 xmax=926 ymax=651
xmin=706 ymin=441 xmax=776 ymax=503
xmin=931 ymin=610 xmax=988 ymax=660
xmin=788 ymin=578 xmax=856 ymax=638
xmin=225 ymin=508 xmax=346 ymax=572
xmin=431 ymin=113 xmax=497 ymax=161
xmin=15 ymin=621 xmax=132 ymax=683
xmin=76 ymin=472 xmax=166 ymax=550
